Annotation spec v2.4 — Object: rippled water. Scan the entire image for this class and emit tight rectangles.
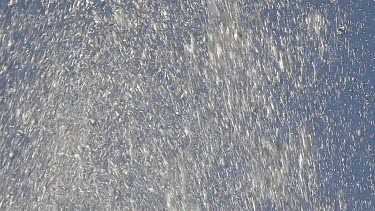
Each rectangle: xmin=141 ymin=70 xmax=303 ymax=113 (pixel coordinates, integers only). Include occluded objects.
xmin=0 ymin=0 xmax=373 ymax=210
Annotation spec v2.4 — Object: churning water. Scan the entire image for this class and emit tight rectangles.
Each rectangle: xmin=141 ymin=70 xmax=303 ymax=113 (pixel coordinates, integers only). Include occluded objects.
xmin=0 ymin=0 xmax=373 ymax=210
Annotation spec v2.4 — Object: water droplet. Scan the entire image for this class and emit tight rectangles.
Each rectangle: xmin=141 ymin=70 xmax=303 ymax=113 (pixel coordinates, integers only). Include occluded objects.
xmin=357 ymin=129 xmax=363 ymax=137
xmin=337 ymin=26 xmax=346 ymax=35
xmin=16 ymin=129 xmax=25 ymax=137
xmin=9 ymin=151 xmax=16 ymax=159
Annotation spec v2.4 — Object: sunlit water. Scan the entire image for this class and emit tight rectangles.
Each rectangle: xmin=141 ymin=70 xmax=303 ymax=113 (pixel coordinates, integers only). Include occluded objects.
xmin=0 ymin=1 xmax=373 ymax=210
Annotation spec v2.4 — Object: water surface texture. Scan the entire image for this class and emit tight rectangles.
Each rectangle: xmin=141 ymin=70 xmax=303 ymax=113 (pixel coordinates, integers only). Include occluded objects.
xmin=0 ymin=0 xmax=373 ymax=210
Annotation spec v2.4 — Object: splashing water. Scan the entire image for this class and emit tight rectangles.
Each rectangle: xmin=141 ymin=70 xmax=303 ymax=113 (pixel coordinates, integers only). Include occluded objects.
xmin=0 ymin=0 xmax=373 ymax=210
